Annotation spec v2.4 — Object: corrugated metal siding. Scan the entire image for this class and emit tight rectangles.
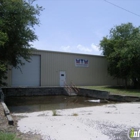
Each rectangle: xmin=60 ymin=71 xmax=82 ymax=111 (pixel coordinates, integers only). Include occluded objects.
xmin=6 ymin=50 xmax=119 ymax=86
xmin=33 ymin=50 xmax=117 ymax=86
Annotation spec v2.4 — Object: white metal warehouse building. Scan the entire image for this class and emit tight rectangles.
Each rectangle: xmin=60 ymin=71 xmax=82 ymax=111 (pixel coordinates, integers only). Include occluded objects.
xmin=6 ymin=50 xmax=120 ymax=87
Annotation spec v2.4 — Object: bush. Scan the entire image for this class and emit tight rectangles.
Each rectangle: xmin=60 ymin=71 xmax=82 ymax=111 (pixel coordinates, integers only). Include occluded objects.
xmin=0 ymin=132 xmax=20 ymax=140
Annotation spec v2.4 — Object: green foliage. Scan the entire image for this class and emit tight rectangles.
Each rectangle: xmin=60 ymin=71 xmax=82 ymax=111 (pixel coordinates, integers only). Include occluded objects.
xmin=0 ymin=132 xmax=20 ymax=140
xmin=0 ymin=62 xmax=8 ymax=86
xmin=100 ymin=23 xmax=140 ymax=88
xmin=0 ymin=30 xmax=8 ymax=86
xmin=52 ymin=110 xmax=60 ymax=116
xmin=72 ymin=113 xmax=78 ymax=116
xmin=0 ymin=0 xmax=43 ymax=86
xmin=52 ymin=110 xmax=57 ymax=116
xmin=0 ymin=31 xmax=8 ymax=46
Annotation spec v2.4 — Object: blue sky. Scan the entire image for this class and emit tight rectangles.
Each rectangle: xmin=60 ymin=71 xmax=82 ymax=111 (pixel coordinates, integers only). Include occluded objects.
xmin=32 ymin=0 xmax=140 ymax=55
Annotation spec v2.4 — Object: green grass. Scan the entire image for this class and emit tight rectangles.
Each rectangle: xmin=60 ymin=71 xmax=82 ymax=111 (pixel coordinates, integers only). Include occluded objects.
xmin=52 ymin=110 xmax=60 ymax=116
xmin=80 ymin=86 xmax=140 ymax=97
xmin=0 ymin=132 xmax=20 ymax=140
xmin=72 ymin=113 xmax=78 ymax=116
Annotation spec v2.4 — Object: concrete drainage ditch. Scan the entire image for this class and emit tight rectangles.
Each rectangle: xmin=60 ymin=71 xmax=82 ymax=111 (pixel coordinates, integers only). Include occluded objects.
xmin=1 ymin=87 xmax=140 ymax=125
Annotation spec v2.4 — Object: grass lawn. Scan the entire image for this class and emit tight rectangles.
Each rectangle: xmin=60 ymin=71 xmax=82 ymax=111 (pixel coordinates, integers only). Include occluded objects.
xmin=0 ymin=132 xmax=20 ymax=140
xmin=80 ymin=86 xmax=140 ymax=97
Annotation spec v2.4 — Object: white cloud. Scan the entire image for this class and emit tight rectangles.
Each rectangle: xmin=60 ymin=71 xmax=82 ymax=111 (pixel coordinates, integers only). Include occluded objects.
xmin=33 ymin=40 xmax=102 ymax=55
xmin=60 ymin=43 xmax=102 ymax=55
xmin=91 ymin=43 xmax=100 ymax=52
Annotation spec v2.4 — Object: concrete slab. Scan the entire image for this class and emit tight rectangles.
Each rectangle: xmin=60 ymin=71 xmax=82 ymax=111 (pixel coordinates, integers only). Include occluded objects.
xmin=7 ymin=115 xmax=14 ymax=125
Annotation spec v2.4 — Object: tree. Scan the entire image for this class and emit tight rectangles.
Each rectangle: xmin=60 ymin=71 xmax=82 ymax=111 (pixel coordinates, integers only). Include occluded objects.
xmin=0 ymin=0 xmax=43 ymax=85
xmin=100 ymin=23 xmax=140 ymax=88
xmin=0 ymin=31 xmax=8 ymax=85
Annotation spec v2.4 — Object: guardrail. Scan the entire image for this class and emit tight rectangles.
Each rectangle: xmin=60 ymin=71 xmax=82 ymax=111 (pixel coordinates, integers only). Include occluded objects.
xmin=64 ymin=81 xmax=73 ymax=95
xmin=71 ymin=82 xmax=80 ymax=94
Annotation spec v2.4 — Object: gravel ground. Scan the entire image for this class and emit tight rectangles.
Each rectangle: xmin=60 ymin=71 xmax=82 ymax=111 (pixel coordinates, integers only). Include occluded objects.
xmin=15 ymin=103 xmax=140 ymax=140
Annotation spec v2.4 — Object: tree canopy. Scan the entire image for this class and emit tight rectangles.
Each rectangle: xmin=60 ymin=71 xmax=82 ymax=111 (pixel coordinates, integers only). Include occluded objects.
xmin=100 ymin=23 xmax=140 ymax=88
xmin=0 ymin=0 xmax=43 ymax=85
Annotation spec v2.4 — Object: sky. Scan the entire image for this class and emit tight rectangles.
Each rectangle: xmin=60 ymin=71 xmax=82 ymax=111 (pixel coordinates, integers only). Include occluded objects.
xmin=32 ymin=0 xmax=140 ymax=55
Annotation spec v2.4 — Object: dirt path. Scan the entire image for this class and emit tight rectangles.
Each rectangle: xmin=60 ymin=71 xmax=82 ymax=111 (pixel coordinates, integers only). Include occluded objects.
xmin=0 ymin=101 xmax=42 ymax=140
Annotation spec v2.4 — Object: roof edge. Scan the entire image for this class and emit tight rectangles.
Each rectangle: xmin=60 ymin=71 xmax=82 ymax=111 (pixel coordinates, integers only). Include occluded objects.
xmin=32 ymin=49 xmax=104 ymax=58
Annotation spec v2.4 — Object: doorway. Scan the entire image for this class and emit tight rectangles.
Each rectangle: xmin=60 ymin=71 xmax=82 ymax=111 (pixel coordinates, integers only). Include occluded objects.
xmin=59 ymin=71 xmax=66 ymax=86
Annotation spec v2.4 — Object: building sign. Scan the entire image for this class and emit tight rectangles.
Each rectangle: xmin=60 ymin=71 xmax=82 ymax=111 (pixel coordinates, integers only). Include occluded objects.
xmin=75 ymin=59 xmax=89 ymax=67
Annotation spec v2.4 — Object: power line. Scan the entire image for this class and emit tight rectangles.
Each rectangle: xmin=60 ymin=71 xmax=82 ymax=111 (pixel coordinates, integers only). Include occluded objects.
xmin=104 ymin=0 xmax=140 ymax=18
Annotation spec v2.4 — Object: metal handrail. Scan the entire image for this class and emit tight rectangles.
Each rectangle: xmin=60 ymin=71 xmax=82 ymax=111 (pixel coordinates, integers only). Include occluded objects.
xmin=64 ymin=81 xmax=79 ymax=95
xmin=64 ymin=81 xmax=73 ymax=94
xmin=71 ymin=82 xmax=80 ymax=94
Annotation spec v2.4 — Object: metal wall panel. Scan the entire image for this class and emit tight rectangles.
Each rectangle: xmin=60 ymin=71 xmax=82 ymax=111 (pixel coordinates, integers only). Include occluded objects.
xmin=6 ymin=50 xmax=120 ymax=87
xmin=33 ymin=50 xmax=117 ymax=86
xmin=11 ymin=55 xmax=41 ymax=87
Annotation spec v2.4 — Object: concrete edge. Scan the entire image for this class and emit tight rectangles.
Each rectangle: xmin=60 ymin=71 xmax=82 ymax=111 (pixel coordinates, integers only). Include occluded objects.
xmin=7 ymin=114 xmax=14 ymax=125
xmin=78 ymin=88 xmax=109 ymax=100
xmin=1 ymin=102 xmax=10 ymax=115
xmin=1 ymin=101 xmax=14 ymax=125
xmin=108 ymin=94 xmax=140 ymax=102
xmin=79 ymin=87 xmax=140 ymax=102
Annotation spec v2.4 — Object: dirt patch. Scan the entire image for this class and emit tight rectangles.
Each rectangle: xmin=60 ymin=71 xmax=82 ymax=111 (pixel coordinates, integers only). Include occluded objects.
xmin=0 ymin=101 xmax=42 ymax=140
